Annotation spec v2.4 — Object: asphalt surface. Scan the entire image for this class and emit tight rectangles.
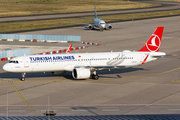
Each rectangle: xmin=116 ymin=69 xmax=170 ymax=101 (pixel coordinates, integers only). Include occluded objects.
xmin=0 ymin=1 xmax=180 ymax=23
xmin=0 ymin=15 xmax=180 ymax=116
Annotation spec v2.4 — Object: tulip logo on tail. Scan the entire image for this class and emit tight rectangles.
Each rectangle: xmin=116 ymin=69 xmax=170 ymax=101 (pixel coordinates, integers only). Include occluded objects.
xmin=146 ymin=34 xmax=160 ymax=52
xmin=138 ymin=27 xmax=164 ymax=52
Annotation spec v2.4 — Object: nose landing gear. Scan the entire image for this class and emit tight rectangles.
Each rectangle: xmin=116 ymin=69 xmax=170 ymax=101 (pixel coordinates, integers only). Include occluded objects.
xmin=100 ymin=28 xmax=103 ymax=32
xmin=20 ymin=73 xmax=26 ymax=81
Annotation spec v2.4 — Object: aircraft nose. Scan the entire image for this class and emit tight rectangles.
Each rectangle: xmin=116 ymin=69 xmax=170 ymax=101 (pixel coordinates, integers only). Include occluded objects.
xmin=101 ymin=24 xmax=106 ymax=29
xmin=3 ymin=64 xmax=11 ymax=72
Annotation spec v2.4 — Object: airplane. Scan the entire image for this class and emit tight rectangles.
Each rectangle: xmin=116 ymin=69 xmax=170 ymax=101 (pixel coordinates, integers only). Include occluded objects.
xmin=63 ymin=4 xmax=133 ymax=31
xmin=3 ymin=27 xmax=166 ymax=81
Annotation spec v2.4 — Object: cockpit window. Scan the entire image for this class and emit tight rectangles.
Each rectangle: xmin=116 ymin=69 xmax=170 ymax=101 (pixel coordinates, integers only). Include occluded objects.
xmin=9 ymin=60 xmax=19 ymax=64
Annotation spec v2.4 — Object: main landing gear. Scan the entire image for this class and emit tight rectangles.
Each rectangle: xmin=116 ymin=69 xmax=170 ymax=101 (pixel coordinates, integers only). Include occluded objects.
xmin=20 ymin=73 xmax=26 ymax=81
xmin=91 ymin=71 xmax=99 ymax=80
xmin=100 ymin=29 xmax=103 ymax=32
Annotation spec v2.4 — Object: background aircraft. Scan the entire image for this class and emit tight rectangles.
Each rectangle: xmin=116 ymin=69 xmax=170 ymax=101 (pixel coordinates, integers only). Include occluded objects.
xmin=64 ymin=4 xmax=133 ymax=31
xmin=3 ymin=27 xmax=166 ymax=81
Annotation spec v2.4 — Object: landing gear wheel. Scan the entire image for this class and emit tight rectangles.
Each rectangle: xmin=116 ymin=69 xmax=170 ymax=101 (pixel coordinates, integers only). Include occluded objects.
xmin=94 ymin=75 xmax=99 ymax=80
xmin=92 ymin=74 xmax=99 ymax=80
xmin=21 ymin=77 xmax=25 ymax=81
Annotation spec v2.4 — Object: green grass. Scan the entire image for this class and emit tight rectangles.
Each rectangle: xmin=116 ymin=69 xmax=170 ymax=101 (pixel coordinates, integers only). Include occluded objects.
xmin=1 ymin=10 xmax=180 ymax=33
xmin=0 ymin=0 xmax=160 ymax=17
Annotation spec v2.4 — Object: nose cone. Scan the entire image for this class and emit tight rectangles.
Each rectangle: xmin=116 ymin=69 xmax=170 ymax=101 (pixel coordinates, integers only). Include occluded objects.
xmin=99 ymin=24 xmax=106 ymax=29
xmin=101 ymin=24 xmax=106 ymax=29
xmin=3 ymin=64 xmax=11 ymax=72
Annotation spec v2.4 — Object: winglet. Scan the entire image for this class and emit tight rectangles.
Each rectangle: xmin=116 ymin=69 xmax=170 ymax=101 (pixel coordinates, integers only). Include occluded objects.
xmin=66 ymin=44 xmax=72 ymax=53
xmin=94 ymin=4 xmax=97 ymax=18
xmin=138 ymin=27 xmax=164 ymax=52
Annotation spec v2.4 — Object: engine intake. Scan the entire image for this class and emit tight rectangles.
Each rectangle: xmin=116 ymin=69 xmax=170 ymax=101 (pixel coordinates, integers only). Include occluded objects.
xmin=88 ymin=24 xmax=93 ymax=30
xmin=72 ymin=68 xmax=91 ymax=79
xmin=108 ymin=24 xmax=112 ymax=29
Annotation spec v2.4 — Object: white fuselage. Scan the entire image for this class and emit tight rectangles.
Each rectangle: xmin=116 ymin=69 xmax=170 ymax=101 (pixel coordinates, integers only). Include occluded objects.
xmin=3 ymin=51 xmax=165 ymax=73
xmin=93 ymin=18 xmax=106 ymax=29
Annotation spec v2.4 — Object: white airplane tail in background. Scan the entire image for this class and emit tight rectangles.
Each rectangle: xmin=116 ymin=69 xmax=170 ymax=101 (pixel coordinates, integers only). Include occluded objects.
xmin=94 ymin=4 xmax=97 ymax=18
xmin=138 ymin=27 xmax=164 ymax=52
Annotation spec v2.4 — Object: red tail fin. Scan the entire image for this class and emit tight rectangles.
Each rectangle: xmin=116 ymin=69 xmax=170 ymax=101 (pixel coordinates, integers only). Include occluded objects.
xmin=138 ymin=27 xmax=164 ymax=52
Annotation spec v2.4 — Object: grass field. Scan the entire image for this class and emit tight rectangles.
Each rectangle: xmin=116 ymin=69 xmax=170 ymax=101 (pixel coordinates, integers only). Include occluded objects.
xmin=0 ymin=0 xmax=160 ymax=17
xmin=0 ymin=10 xmax=180 ymax=33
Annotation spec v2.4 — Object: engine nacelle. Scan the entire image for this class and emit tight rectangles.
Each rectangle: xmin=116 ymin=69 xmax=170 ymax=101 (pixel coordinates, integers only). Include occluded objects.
xmin=88 ymin=24 xmax=93 ymax=30
xmin=72 ymin=68 xmax=91 ymax=79
xmin=107 ymin=24 xmax=113 ymax=29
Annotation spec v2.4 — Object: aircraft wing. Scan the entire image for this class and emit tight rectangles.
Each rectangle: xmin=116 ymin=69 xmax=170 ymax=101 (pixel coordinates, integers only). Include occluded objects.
xmin=74 ymin=65 xmax=132 ymax=70
xmin=107 ymin=17 xmax=134 ymax=25
xmin=108 ymin=20 xmax=133 ymax=25
xmin=99 ymin=17 xmax=108 ymax=20
xmin=81 ymin=17 xmax=94 ymax=20
xmin=63 ymin=21 xmax=90 ymax=25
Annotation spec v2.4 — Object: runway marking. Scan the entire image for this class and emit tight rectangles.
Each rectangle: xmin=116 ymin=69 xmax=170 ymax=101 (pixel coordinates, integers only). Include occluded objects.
xmin=72 ymin=110 xmax=87 ymax=111
xmin=170 ymin=80 xmax=180 ymax=82
xmin=0 ymin=81 xmax=24 ymax=83
xmin=103 ymin=109 xmax=119 ymax=111
xmin=25 ymin=79 xmax=69 ymax=82
xmin=3 ymin=79 xmax=12 ymax=81
xmin=0 ymin=81 xmax=8 ymax=83
xmin=53 ymin=107 xmax=69 ymax=109
xmin=102 ymin=107 xmax=119 ymax=108
xmin=40 ymin=110 xmax=57 ymax=111
xmin=9 ymin=110 xmax=26 ymax=112
xmin=11 ymin=83 xmax=36 ymax=116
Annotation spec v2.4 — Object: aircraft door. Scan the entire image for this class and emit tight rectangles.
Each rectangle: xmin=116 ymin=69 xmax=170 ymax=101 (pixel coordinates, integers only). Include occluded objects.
xmin=78 ymin=56 xmax=84 ymax=65
xmin=24 ymin=57 xmax=29 ymax=67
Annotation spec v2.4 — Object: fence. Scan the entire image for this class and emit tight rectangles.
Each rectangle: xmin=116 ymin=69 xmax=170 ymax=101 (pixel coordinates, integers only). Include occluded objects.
xmin=0 ymin=48 xmax=30 ymax=59
xmin=0 ymin=34 xmax=81 ymax=42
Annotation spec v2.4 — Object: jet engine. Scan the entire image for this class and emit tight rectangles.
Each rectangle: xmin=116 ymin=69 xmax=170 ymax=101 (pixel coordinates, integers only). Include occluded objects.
xmin=72 ymin=68 xmax=91 ymax=79
xmin=107 ymin=24 xmax=113 ymax=29
xmin=88 ymin=24 xmax=93 ymax=30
